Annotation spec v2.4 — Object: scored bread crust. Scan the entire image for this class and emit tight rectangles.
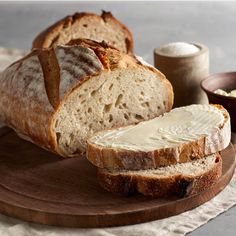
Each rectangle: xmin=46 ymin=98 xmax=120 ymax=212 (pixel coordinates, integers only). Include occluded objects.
xmin=97 ymin=153 xmax=222 ymax=197
xmin=32 ymin=11 xmax=134 ymax=54
xmin=87 ymin=104 xmax=230 ymax=169
xmin=0 ymin=39 xmax=173 ymax=157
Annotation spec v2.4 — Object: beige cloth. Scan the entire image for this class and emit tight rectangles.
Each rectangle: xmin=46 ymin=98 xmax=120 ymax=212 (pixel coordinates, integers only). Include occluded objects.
xmin=0 ymin=47 xmax=25 ymax=72
xmin=0 ymin=48 xmax=235 ymax=236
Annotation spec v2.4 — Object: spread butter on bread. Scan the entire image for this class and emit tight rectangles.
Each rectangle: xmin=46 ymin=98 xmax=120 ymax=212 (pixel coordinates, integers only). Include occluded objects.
xmin=87 ymin=104 xmax=230 ymax=169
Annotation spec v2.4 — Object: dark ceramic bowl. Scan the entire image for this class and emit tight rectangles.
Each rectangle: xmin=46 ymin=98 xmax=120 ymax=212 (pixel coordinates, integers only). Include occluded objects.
xmin=201 ymin=72 xmax=236 ymax=132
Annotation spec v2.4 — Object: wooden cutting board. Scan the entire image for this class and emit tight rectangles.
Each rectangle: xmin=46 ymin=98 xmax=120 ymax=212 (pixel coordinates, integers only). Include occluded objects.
xmin=0 ymin=127 xmax=234 ymax=228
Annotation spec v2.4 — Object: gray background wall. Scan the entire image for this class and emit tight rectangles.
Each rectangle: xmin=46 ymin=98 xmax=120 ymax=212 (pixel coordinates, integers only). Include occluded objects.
xmin=0 ymin=2 xmax=236 ymax=235
xmin=0 ymin=1 xmax=236 ymax=73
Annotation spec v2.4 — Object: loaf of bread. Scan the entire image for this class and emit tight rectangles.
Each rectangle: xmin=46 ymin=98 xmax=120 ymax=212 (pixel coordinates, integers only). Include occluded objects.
xmin=32 ymin=11 xmax=134 ymax=54
xmin=0 ymin=39 xmax=173 ymax=157
xmin=98 ymin=153 xmax=222 ymax=197
xmin=87 ymin=104 xmax=230 ymax=169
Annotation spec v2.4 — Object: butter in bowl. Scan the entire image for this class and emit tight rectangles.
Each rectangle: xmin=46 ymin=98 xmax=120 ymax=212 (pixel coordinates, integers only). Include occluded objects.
xmin=201 ymin=72 xmax=236 ymax=132
xmin=214 ymin=89 xmax=236 ymax=98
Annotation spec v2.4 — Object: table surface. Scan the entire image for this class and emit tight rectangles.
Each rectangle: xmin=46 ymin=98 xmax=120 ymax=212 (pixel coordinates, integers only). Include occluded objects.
xmin=0 ymin=2 xmax=236 ymax=235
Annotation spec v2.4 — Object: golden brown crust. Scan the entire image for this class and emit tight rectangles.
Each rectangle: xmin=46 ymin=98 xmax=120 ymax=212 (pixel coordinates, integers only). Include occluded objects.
xmin=67 ymin=38 xmax=124 ymax=70
xmin=87 ymin=105 xmax=230 ymax=169
xmin=97 ymin=153 xmax=222 ymax=198
xmin=32 ymin=11 xmax=134 ymax=54
xmin=38 ymin=48 xmax=60 ymax=109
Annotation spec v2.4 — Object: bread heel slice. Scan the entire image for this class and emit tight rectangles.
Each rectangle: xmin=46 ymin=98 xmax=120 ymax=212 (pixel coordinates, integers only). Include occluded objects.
xmin=87 ymin=104 xmax=230 ymax=170
xmin=98 ymin=153 xmax=222 ymax=198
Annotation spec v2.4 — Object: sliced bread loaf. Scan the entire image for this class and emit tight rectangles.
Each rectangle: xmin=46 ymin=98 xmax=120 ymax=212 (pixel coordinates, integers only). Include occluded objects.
xmin=98 ymin=153 xmax=222 ymax=197
xmin=87 ymin=104 xmax=230 ymax=169
xmin=0 ymin=39 xmax=173 ymax=157
xmin=32 ymin=11 xmax=134 ymax=54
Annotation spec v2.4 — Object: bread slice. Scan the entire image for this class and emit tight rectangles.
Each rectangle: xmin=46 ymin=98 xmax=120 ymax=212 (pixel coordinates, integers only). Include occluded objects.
xmin=98 ymin=153 xmax=222 ymax=197
xmin=32 ymin=11 xmax=134 ymax=54
xmin=0 ymin=39 xmax=173 ymax=157
xmin=87 ymin=104 xmax=230 ymax=169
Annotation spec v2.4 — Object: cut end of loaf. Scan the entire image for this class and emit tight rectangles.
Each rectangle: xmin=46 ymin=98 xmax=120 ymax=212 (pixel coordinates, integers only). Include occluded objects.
xmin=0 ymin=38 xmax=172 ymax=158
xmin=53 ymin=67 xmax=171 ymax=157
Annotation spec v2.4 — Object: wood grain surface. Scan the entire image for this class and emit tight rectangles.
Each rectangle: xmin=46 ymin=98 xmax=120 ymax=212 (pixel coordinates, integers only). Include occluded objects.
xmin=0 ymin=128 xmax=234 ymax=228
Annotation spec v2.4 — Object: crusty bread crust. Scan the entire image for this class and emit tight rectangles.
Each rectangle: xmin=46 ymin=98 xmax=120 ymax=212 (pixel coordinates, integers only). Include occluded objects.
xmin=87 ymin=104 xmax=230 ymax=169
xmin=0 ymin=39 xmax=173 ymax=157
xmin=32 ymin=11 xmax=134 ymax=54
xmin=97 ymin=153 xmax=222 ymax=198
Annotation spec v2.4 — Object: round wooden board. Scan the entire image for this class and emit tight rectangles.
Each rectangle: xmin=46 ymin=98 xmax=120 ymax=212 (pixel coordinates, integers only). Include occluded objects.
xmin=0 ymin=128 xmax=235 ymax=228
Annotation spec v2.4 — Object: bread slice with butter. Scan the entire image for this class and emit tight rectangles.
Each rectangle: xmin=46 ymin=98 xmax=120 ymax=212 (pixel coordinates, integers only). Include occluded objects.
xmin=87 ymin=104 xmax=230 ymax=170
xmin=98 ymin=153 xmax=222 ymax=197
